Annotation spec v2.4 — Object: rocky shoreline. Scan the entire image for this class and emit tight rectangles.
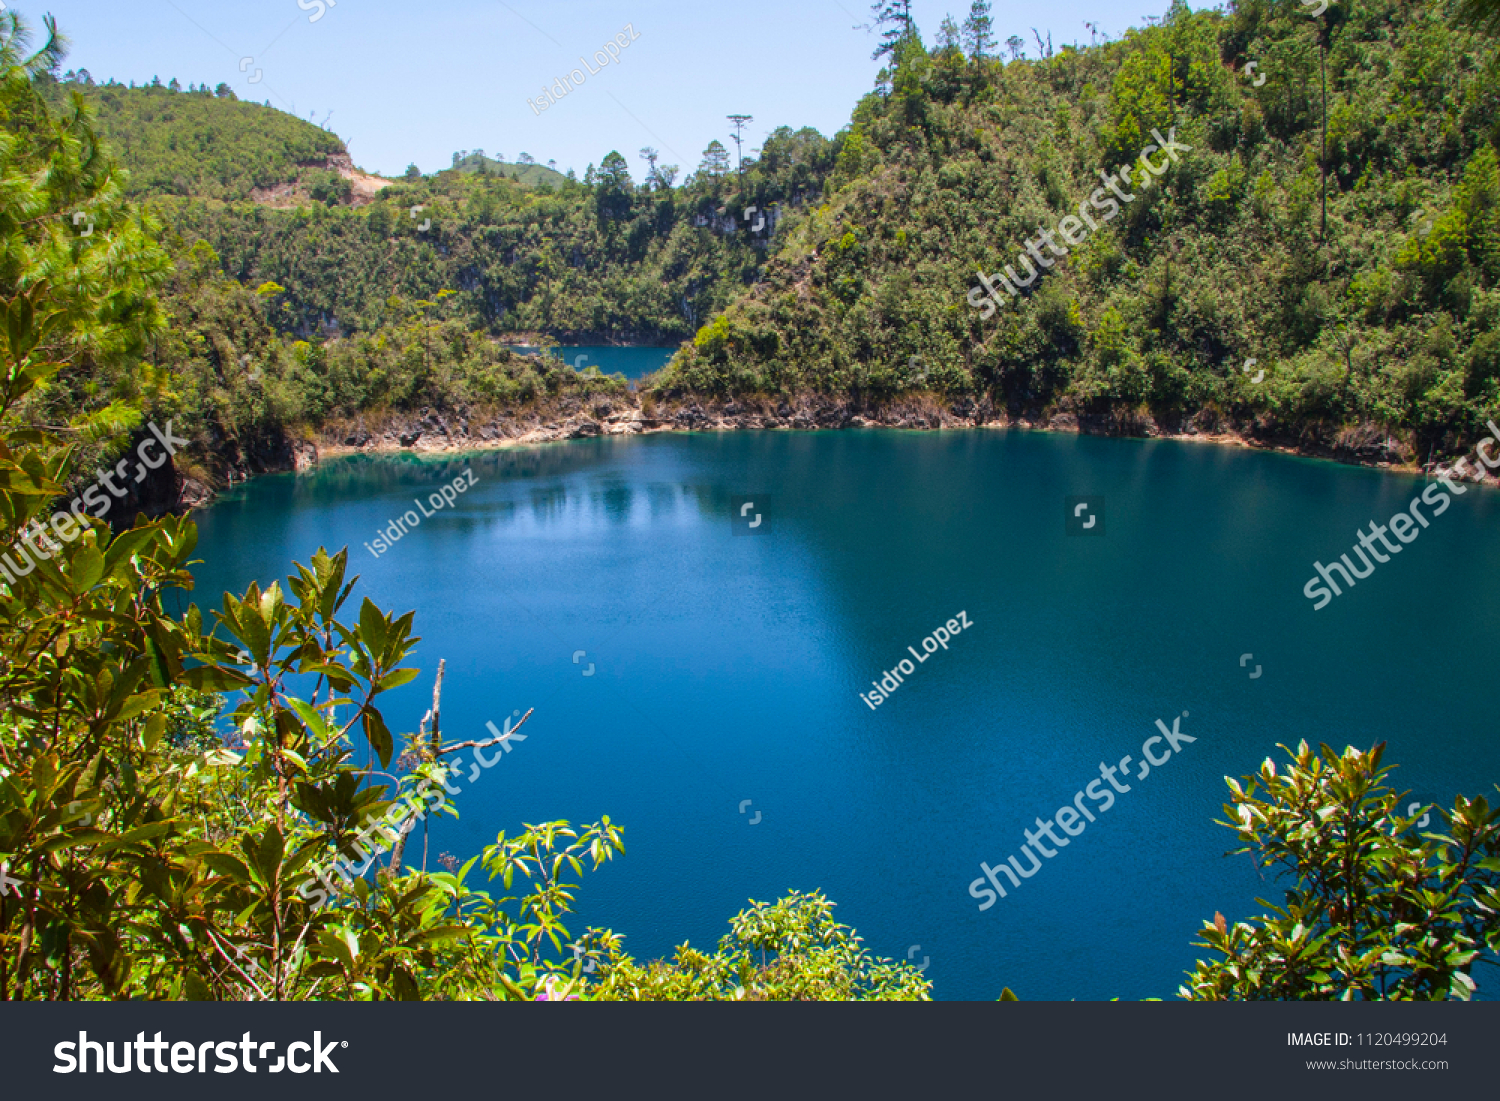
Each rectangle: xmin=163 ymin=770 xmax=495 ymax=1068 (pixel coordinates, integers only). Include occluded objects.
xmin=172 ymin=393 xmax=1500 ymax=513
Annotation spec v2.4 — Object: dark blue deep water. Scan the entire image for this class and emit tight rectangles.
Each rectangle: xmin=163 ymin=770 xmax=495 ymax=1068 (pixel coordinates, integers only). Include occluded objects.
xmin=188 ymin=429 xmax=1500 ymax=1000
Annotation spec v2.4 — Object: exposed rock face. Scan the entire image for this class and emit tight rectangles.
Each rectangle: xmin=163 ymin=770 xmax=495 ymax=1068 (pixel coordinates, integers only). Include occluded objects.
xmin=250 ymin=154 xmax=391 ymax=209
xmin=327 ymin=153 xmax=392 ymax=205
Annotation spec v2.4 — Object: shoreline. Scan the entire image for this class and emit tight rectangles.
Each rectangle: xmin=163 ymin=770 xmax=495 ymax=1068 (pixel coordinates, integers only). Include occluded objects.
xmin=185 ymin=398 xmax=1500 ymax=511
xmin=311 ymin=407 xmax=1499 ymax=482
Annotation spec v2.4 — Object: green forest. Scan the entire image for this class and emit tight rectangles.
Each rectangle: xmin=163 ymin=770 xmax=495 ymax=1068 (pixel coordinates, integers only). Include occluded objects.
xmin=36 ymin=0 xmax=1500 ymax=487
xmin=26 ymin=72 xmax=841 ymax=480
xmin=52 ymin=73 xmax=835 ymax=343
xmin=658 ymin=0 xmax=1500 ymax=465
xmin=40 ymin=73 xmax=346 ymax=200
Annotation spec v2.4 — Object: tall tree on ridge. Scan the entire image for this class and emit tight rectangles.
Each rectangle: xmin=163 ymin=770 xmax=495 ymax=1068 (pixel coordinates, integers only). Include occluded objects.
xmin=698 ymin=139 xmax=730 ymax=179
xmin=963 ymin=0 xmax=996 ymax=60
xmin=869 ymin=0 xmax=914 ymax=62
xmin=937 ymin=14 xmax=962 ymax=54
xmin=727 ymin=114 xmax=753 ymax=190
xmin=639 ymin=147 xmax=677 ymax=191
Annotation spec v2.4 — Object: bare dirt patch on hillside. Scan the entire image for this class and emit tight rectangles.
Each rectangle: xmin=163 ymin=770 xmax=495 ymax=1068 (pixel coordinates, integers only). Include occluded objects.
xmin=249 ymin=153 xmax=392 ymax=208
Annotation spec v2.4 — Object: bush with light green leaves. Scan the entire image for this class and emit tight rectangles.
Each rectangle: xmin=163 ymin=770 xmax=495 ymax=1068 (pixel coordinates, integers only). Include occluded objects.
xmin=584 ymin=890 xmax=933 ymax=1001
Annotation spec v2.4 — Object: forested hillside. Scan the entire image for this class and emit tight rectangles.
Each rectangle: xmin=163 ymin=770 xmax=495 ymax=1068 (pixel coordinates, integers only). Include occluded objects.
xmin=40 ymin=76 xmax=346 ymax=201
xmin=154 ymin=126 xmax=836 ymax=343
xmin=40 ymin=78 xmax=832 ymax=345
xmin=42 ymin=0 xmax=1500 ymax=485
xmin=451 ymin=151 xmax=569 ymax=187
xmin=653 ymin=0 xmax=1500 ymax=464
xmin=24 ymin=74 xmax=837 ymax=483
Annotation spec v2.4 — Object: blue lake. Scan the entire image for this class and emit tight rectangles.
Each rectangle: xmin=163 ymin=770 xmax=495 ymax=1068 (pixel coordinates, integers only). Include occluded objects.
xmin=508 ymin=345 xmax=677 ymax=380
xmin=189 ymin=429 xmax=1500 ymax=1000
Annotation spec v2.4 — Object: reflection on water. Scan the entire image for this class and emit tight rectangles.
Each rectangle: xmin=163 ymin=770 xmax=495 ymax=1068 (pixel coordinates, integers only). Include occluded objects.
xmin=246 ymin=441 xmax=785 ymax=533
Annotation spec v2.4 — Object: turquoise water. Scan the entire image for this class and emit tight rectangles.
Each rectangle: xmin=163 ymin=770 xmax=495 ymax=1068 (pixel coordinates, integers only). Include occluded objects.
xmin=508 ymin=345 xmax=676 ymax=380
xmin=189 ymin=430 xmax=1500 ymax=1000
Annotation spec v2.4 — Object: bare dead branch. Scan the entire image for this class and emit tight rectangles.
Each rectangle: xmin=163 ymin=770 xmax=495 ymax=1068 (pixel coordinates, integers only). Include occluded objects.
xmin=435 ymin=708 xmax=534 ymax=755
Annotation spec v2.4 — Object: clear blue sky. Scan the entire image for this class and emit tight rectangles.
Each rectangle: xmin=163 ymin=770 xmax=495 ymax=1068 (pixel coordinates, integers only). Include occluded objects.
xmin=26 ymin=0 xmax=1182 ymax=179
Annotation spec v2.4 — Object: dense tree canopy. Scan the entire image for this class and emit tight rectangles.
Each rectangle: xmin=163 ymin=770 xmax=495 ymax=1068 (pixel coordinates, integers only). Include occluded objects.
xmin=654 ymin=0 xmax=1500 ymax=468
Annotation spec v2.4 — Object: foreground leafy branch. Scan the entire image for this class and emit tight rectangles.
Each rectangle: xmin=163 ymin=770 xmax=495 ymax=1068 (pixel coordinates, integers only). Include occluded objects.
xmin=1181 ymin=741 xmax=1500 ymax=1001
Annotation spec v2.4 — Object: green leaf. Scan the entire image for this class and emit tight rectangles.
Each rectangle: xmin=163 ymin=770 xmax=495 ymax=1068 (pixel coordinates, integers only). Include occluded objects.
xmin=363 ymin=709 xmax=394 ymax=770
xmin=69 ymin=541 xmax=105 ymax=590
xmin=377 ymin=667 xmax=421 ymax=692
xmin=358 ymin=597 xmax=389 ymax=656
xmin=183 ymin=971 xmax=215 ymax=1001
xmin=107 ymin=821 xmax=174 ymax=846
xmin=289 ymin=699 xmax=332 ymax=744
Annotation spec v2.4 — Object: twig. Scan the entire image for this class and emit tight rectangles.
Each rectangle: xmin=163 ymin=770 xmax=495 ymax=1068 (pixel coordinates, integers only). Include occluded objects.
xmin=281 ymin=919 xmax=316 ymax=997
xmin=429 ymin=658 xmax=445 ymax=752
xmin=206 ymin=929 xmax=269 ymax=1001
xmin=388 ymin=812 xmax=419 ymax=876
xmin=435 ymin=708 xmax=535 ymax=755
xmin=423 ymin=659 xmax=445 ymax=874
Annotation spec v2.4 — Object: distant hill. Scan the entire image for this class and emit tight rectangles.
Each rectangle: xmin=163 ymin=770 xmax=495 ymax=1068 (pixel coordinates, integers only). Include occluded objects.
xmin=150 ymin=126 xmax=836 ymax=343
xmin=449 ymin=152 xmax=569 ymax=188
xmin=40 ymin=77 xmax=349 ymax=202
xmin=39 ymin=79 xmax=576 ymax=203
xmin=32 ymin=70 xmax=835 ymax=350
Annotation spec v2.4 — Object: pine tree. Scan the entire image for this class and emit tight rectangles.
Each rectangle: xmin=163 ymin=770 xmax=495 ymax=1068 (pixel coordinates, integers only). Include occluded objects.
xmin=598 ymin=150 xmax=633 ymax=191
xmin=698 ymin=139 xmax=731 ymax=179
xmin=869 ymin=0 xmax=914 ymax=62
xmin=937 ymin=15 xmax=961 ymax=54
xmin=962 ymin=0 xmax=996 ymax=60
